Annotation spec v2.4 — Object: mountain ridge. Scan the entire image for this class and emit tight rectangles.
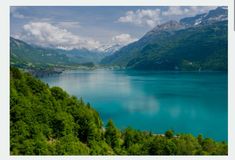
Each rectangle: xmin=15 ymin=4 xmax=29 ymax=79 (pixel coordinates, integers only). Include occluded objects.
xmin=100 ymin=7 xmax=228 ymax=71
xmin=10 ymin=37 xmax=107 ymax=68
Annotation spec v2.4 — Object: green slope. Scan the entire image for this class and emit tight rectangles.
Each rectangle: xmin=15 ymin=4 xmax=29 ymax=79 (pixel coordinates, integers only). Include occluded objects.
xmin=101 ymin=21 xmax=227 ymax=71
xmin=10 ymin=37 xmax=72 ymax=66
xmin=10 ymin=37 xmax=104 ymax=69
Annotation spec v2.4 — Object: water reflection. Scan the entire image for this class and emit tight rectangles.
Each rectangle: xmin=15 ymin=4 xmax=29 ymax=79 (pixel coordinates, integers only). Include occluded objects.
xmin=41 ymin=70 xmax=227 ymax=141
xmin=124 ymin=95 xmax=159 ymax=114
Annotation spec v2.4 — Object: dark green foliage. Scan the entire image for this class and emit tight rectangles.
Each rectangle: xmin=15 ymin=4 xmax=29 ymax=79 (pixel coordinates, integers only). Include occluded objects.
xmin=165 ymin=130 xmax=174 ymax=139
xmin=173 ymin=134 xmax=201 ymax=155
xmin=50 ymin=87 xmax=68 ymax=100
xmin=10 ymin=68 xmax=102 ymax=155
xmin=105 ymin=120 xmax=121 ymax=149
xmin=149 ymin=136 xmax=175 ymax=155
xmin=10 ymin=68 xmax=228 ymax=155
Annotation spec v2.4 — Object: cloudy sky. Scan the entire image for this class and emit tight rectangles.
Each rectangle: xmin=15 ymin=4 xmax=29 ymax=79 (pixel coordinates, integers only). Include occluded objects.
xmin=10 ymin=6 xmax=217 ymax=51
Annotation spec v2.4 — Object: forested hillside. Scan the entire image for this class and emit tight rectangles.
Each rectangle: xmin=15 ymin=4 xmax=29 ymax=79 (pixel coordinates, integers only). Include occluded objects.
xmin=10 ymin=68 xmax=227 ymax=155
xmin=10 ymin=37 xmax=104 ymax=69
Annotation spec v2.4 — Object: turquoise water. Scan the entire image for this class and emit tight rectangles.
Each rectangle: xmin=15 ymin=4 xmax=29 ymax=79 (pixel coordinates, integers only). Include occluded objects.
xmin=41 ymin=70 xmax=228 ymax=141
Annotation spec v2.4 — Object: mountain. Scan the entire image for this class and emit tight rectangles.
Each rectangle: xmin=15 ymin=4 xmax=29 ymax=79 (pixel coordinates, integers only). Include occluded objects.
xmin=145 ymin=20 xmax=185 ymax=36
xmin=58 ymin=48 xmax=105 ymax=64
xmin=99 ymin=43 xmax=124 ymax=56
xmin=101 ymin=7 xmax=228 ymax=71
xmin=10 ymin=37 xmax=105 ymax=69
xmin=180 ymin=7 xmax=227 ymax=26
xmin=11 ymin=37 xmax=69 ymax=66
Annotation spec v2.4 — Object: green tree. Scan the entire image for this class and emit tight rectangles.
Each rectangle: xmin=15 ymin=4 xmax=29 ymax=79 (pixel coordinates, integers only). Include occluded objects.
xmin=56 ymin=134 xmax=90 ymax=155
xmin=165 ymin=130 xmax=174 ymax=139
xmin=105 ymin=120 xmax=121 ymax=149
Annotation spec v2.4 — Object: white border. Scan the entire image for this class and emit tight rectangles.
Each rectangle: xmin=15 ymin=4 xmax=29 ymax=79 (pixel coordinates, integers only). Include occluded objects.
xmin=0 ymin=0 xmax=234 ymax=160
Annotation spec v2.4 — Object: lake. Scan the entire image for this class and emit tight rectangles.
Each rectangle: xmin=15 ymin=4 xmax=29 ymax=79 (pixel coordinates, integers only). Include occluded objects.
xmin=41 ymin=70 xmax=228 ymax=141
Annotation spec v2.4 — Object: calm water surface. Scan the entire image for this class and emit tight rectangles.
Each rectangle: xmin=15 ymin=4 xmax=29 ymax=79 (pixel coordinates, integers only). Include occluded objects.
xmin=41 ymin=70 xmax=227 ymax=141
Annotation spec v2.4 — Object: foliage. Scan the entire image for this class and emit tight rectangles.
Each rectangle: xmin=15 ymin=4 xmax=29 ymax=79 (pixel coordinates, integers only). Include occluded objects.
xmin=10 ymin=68 xmax=228 ymax=155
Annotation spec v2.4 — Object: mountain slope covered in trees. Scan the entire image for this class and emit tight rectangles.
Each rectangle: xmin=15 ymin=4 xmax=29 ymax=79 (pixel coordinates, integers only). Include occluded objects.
xmin=101 ymin=7 xmax=227 ymax=71
xmin=10 ymin=37 xmax=105 ymax=68
xmin=10 ymin=68 xmax=227 ymax=155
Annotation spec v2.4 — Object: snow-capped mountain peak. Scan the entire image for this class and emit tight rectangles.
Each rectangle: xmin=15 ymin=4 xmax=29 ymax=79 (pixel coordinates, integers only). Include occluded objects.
xmin=180 ymin=7 xmax=227 ymax=26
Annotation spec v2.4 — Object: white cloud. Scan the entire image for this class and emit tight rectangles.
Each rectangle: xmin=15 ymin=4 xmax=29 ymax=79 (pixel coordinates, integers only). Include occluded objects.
xmin=10 ymin=7 xmax=28 ymax=19
xmin=15 ymin=22 xmax=138 ymax=52
xmin=97 ymin=33 xmax=138 ymax=53
xmin=111 ymin=34 xmax=137 ymax=45
xmin=118 ymin=7 xmax=217 ymax=28
xmin=162 ymin=7 xmax=186 ymax=16
xmin=12 ymin=12 xmax=26 ymax=19
xmin=118 ymin=9 xmax=162 ymax=28
xmin=56 ymin=21 xmax=80 ymax=29
xmin=18 ymin=22 xmax=102 ymax=51
xmin=162 ymin=6 xmax=217 ymax=17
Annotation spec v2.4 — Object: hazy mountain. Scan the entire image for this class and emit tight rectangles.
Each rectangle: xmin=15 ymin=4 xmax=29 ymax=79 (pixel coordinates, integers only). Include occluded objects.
xmin=10 ymin=37 xmax=106 ymax=68
xmin=100 ymin=7 xmax=228 ymax=71
xmin=99 ymin=43 xmax=124 ymax=56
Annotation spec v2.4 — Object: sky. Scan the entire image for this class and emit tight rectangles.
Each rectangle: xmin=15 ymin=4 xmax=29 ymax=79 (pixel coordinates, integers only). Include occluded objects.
xmin=10 ymin=6 xmax=218 ymax=51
